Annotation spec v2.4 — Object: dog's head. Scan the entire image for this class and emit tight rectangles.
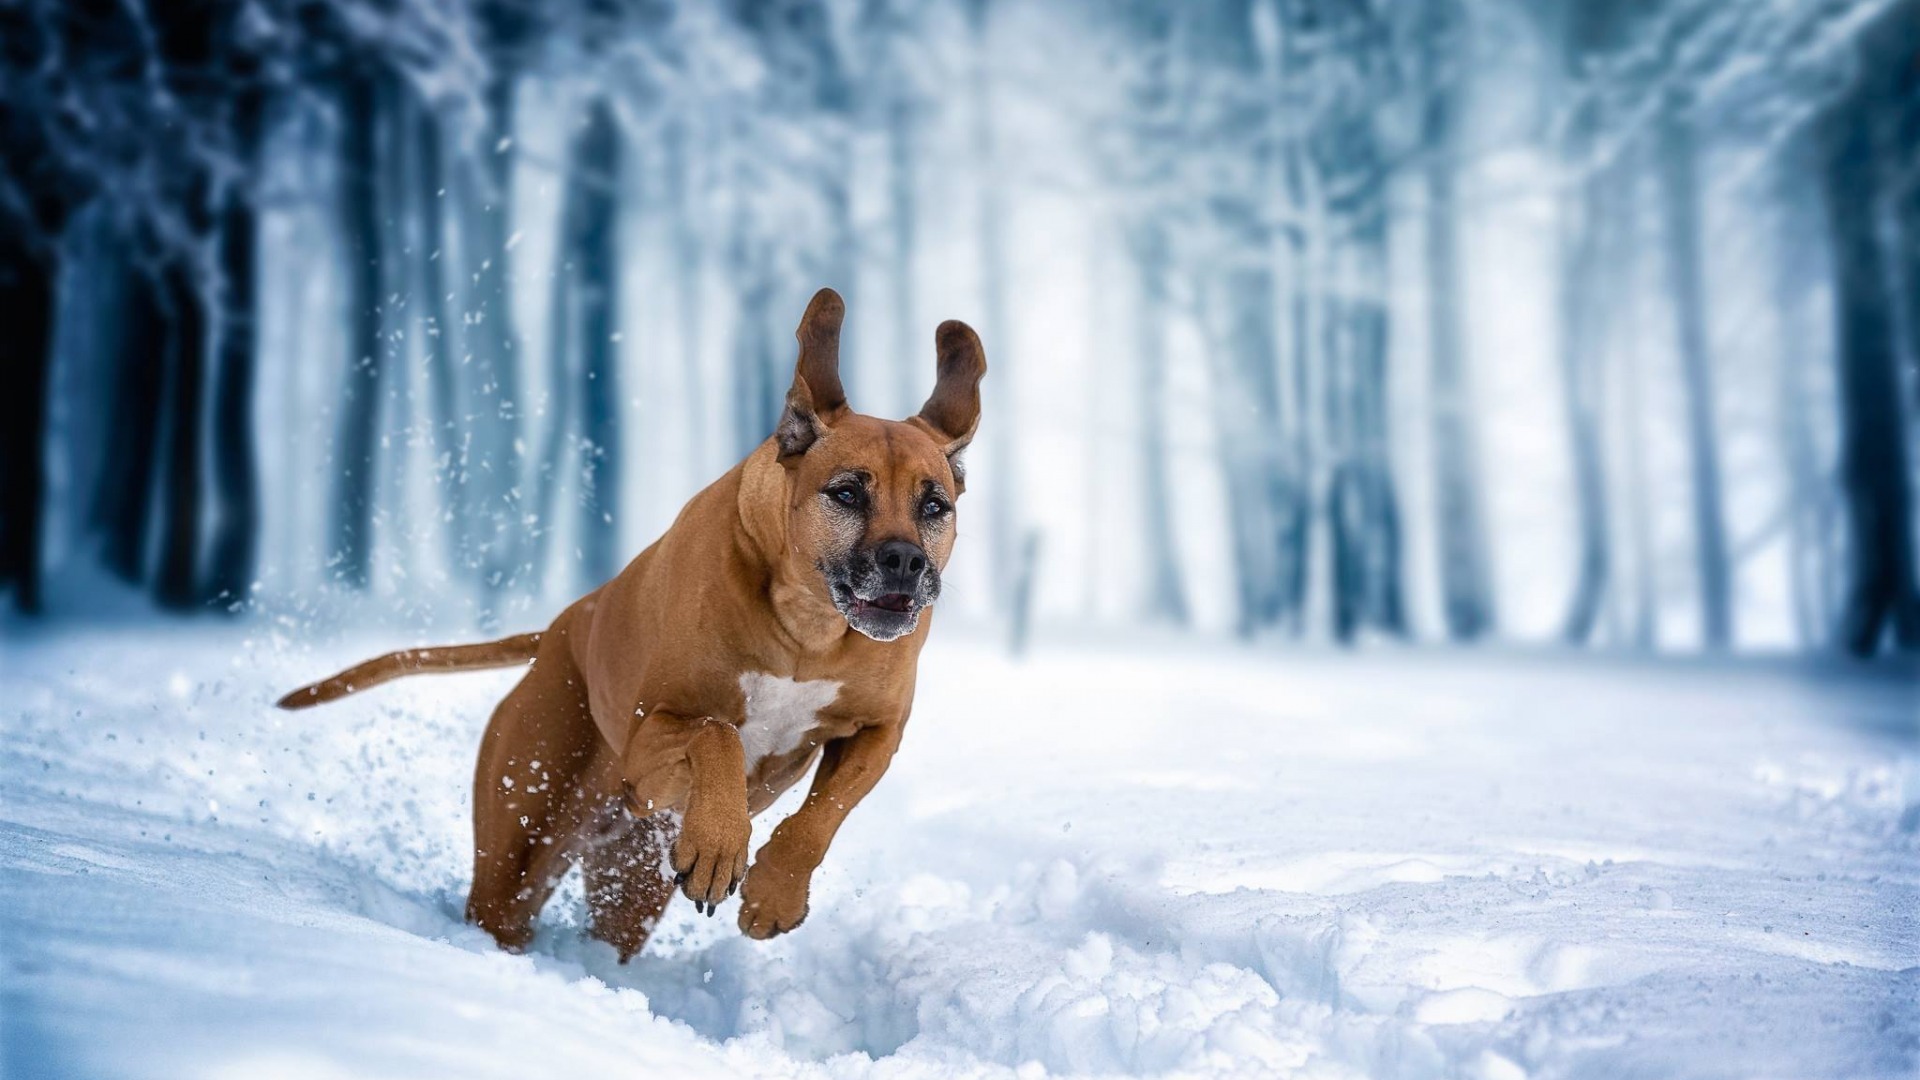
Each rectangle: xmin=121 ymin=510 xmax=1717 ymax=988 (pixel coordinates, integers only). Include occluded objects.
xmin=772 ymin=289 xmax=986 ymax=642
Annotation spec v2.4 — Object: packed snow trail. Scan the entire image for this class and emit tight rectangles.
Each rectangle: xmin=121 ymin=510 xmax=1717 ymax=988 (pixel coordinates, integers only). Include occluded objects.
xmin=1 ymin=627 xmax=1915 ymax=1078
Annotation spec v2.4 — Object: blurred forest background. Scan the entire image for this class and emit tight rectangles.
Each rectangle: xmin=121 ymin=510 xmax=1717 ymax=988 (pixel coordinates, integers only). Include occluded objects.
xmin=1 ymin=0 xmax=1917 ymax=657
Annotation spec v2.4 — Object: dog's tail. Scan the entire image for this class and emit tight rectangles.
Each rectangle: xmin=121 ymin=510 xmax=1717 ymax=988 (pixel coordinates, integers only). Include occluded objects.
xmin=275 ymin=632 xmax=543 ymax=711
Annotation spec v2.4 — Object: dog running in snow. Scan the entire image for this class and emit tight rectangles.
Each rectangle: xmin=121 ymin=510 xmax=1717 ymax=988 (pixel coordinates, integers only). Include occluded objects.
xmin=278 ymin=288 xmax=985 ymax=959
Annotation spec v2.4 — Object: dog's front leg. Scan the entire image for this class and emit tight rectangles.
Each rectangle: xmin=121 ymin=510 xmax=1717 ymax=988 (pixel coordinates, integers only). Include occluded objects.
xmin=623 ymin=713 xmax=750 ymax=914
xmin=738 ymin=722 xmax=902 ymax=939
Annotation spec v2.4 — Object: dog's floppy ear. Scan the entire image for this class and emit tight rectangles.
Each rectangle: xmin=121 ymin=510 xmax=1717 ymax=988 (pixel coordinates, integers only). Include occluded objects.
xmin=776 ymin=288 xmax=850 ymax=460
xmin=916 ymin=320 xmax=987 ymax=466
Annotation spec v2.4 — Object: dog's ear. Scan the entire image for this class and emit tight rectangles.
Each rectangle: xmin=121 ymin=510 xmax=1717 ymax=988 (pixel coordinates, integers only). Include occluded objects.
xmin=776 ymin=288 xmax=850 ymax=460
xmin=916 ymin=320 xmax=987 ymax=466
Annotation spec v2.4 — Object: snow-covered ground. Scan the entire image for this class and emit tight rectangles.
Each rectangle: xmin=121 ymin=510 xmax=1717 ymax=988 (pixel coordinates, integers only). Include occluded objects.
xmin=2 ymin=626 xmax=1915 ymax=1079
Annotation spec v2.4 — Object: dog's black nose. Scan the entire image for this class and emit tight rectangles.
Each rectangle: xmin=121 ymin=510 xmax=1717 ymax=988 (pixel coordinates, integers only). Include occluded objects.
xmin=875 ymin=539 xmax=928 ymax=589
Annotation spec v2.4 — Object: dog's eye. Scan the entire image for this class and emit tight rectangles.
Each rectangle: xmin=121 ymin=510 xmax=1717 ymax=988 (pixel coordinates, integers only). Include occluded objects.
xmin=921 ymin=497 xmax=950 ymax=518
xmin=828 ymin=485 xmax=861 ymax=507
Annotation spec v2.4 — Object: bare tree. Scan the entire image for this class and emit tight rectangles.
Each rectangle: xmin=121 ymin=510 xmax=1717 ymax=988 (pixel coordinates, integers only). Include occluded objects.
xmin=1418 ymin=0 xmax=1496 ymax=641
xmin=1817 ymin=0 xmax=1920 ymax=655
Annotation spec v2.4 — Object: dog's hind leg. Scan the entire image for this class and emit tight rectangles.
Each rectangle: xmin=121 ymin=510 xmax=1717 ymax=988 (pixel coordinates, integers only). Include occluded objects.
xmin=581 ymin=811 xmax=678 ymax=961
xmin=464 ymin=622 xmax=604 ymax=951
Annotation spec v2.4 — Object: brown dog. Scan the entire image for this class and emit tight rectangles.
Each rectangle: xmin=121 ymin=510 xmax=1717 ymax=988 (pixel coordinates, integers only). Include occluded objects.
xmin=277 ymin=288 xmax=984 ymax=959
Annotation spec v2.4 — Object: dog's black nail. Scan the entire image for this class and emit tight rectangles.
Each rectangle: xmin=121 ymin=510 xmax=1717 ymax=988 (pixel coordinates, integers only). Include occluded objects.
xmin=674 ymin=871 xmax=687 ymax=886
xmin=727 ymin=882 xmax=738 ymax=898
xmin=707 ymin=903 xmax=717 ymax=918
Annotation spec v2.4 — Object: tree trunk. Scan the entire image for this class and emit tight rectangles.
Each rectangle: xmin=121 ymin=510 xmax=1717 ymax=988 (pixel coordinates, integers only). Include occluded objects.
xmin=418 ymin=103 xmax=469 ymax=580
xmin=531 ymin=121 xmax=581 ymax=579
xmin=463 ymin=55 xmax=527 ymax=607
xmin=1351 ymin=209 xmax=1406 ymax=637
xmin=665 ymin=120 xmax=706 ymax=471
xmin=379 ymin=89 xmax=418 ymax=581
xmin=1196 ymin=0 xmax=1288 ymax=634
xmin=574 ymin=99 xmax=623 ymax=589
xmin=1817 ymin=0 xmax=1920 ymax=656
xmin=330 ymin=70 xmax=387 ymax=590
xmin=1890 ymin=5 xmax=1920 ymax=414
xmin=1772 ymin=140 xmax=1834 ymax=650
xmin=967 ymin=0 xmax=1022 ymax=617
xmin=729 ymin=192 xmax=780 ymax=460
xmin=1207 ymin=267 xmax=1284 ymax=635
xmin=1420 ymin=0 xmax=1495 ymax=641
xmin=93 ymin=258 xmax=168 ymax=584
xmin=0 ymin=240 xmax=55 ymax=613
xmin=152 ymin=257 xmax=211 ymax=612
xmin=203 ymin=89 xmax=264 ymax=610
xmin=1273 ymin=128 xmax=1316 ymax=633
xmin=1606 ymin=171 xmax=1661 ymax=652
xmin=1557 ymin=164 xmax=1615 ymax=645
xmin=1655 ymin=100 xmax=1733 ymax=649
xmin=1621 ymin=283 xmax=1659 ymax=650
xmin=887 ymin=94 xmax=919 ymax=417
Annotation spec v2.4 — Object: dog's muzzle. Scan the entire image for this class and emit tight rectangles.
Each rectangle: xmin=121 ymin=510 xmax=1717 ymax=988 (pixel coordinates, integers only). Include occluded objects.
xmin=827 ymin=540 xmax=939 ymax=642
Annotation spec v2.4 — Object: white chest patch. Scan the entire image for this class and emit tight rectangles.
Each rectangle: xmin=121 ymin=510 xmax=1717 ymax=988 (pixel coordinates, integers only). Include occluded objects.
xmin=737 ymin=672 xmax=841 ymax=769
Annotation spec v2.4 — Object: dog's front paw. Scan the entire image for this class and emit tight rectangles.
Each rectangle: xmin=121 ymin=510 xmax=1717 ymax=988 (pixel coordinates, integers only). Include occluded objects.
xmin=737 ymin=855 xmax=812 ymax=939
xmin=671 ymin=808 xmax=749 ymax=914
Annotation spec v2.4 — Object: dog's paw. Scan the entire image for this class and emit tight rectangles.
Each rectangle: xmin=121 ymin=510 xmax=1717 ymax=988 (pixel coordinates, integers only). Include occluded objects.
xmin=737 ymin=857 xmax=812 ymax=939
xmin=670 ymin=809 xmax=749 ymax=914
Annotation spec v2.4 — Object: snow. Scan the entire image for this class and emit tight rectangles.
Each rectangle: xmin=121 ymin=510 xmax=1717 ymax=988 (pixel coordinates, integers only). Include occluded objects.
xmin=2 ymin=627 xmax=1915 ymax=1078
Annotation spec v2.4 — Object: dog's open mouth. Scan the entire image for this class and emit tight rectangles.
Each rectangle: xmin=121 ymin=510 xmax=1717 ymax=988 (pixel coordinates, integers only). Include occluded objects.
xmin=852 ymin=592 xmax=916 ymax=616
xmin=830 ymin=582 xmax=928 ymax=640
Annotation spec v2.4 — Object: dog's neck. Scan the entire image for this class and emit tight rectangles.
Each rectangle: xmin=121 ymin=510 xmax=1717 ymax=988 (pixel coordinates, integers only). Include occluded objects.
xmin=737 ymin=443 xmax=851 ymax=654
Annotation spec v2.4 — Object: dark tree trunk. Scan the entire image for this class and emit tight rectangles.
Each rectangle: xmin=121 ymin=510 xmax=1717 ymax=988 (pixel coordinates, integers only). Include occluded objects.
xmin=1275 ymin=195 xmax=1314 ymax=635
xmin=1329 ymin=464 xmax=1365 ymax=644
xmin=1323 ymin=237 xmax=1398 ymax=645
xmin=379 ymin=88 xmax=417 ymax=571
xmin=1817 ymin=0 xmax=1920 ymax=656
xmin=330 ymin=70 xmax=388 ymax=589
xmin=726 ymin=163 xmax=780 ymax=460
xmin=531 ymin=142 xmax=580 ymax=578
xmin=93 ymin=259 xmax=168 ymax=584
xmin=418 ymin=104 xmax=469 ymax=578
xmin=725 ymin=145 xmax=779 ymax=457
xmin=1902 ymin=180 xmax=1920 ymax=416
xmin=153 ymin=258 xmax=211 ymax=611
xmin=573 ymin=99 xmax=623 ymax=588
xmin=1311 ymin=69 xmax=1406 ymax=646
xmin=665 ymin=121 xmax=706 ymax=468
xmin=1656 ymin=101 xmax=1733 ymax=649
xmin=203 ymin=90 xmax=265 ymax=610
xmin=465 ymin=13 xmax=530 ymax=608
xmin=1892 ymin=6 xmax=1920 ymax=414
xmin=1350 ymin=209 xmax=1406 ymax=637
xmin=0 ymin=240 xmax=55 ymax=613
